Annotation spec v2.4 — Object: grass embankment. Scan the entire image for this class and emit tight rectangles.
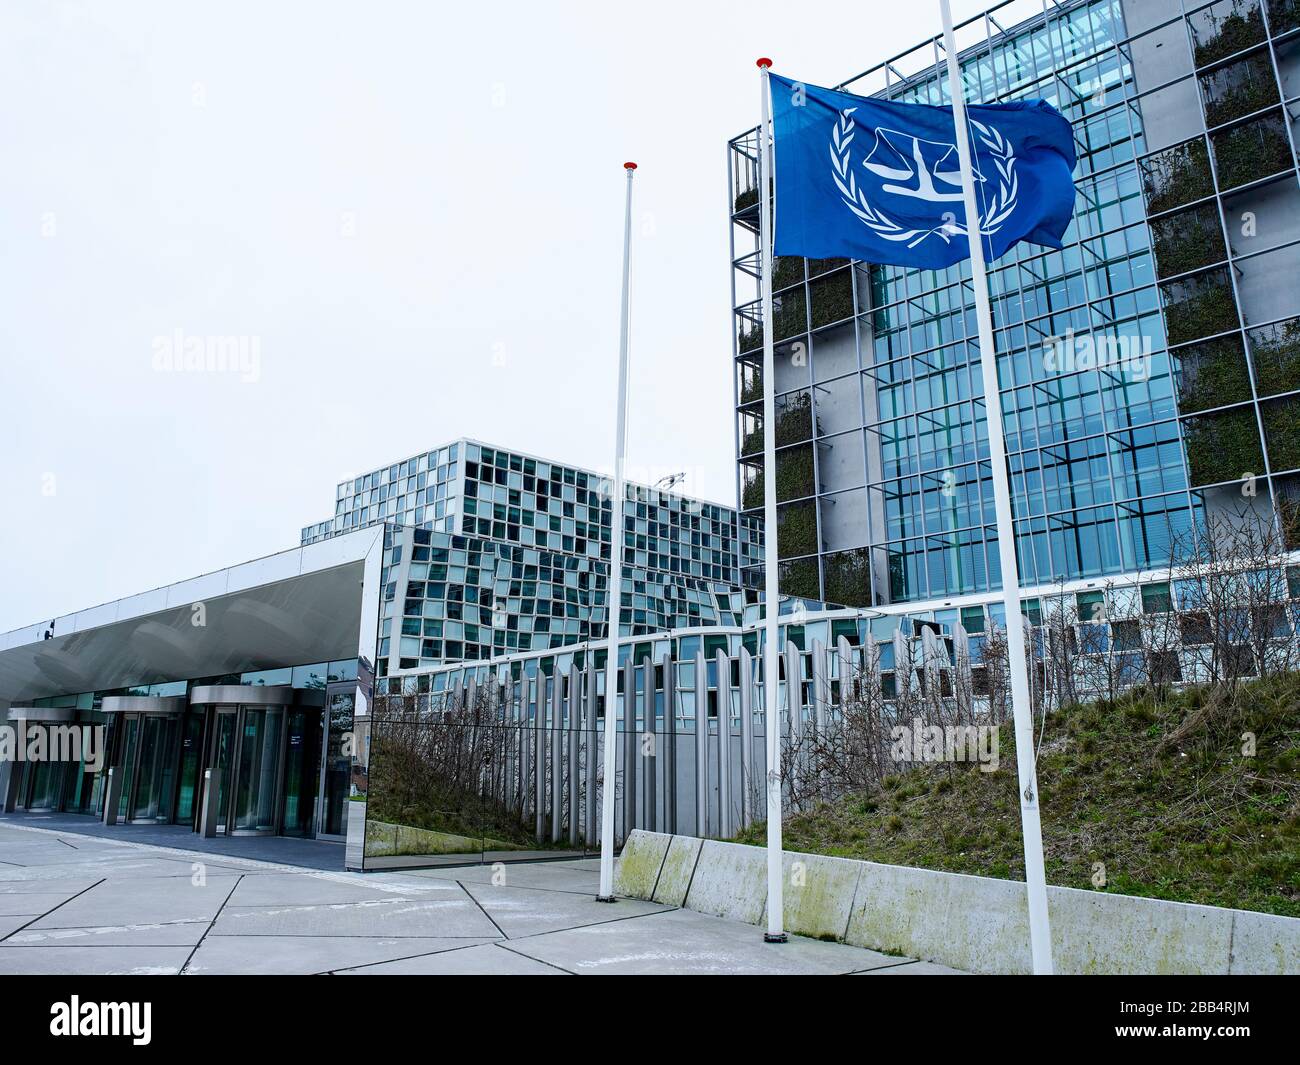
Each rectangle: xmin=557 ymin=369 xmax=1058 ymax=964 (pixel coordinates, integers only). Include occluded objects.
xmin=734 ymin=675 xmax=1300 ymax=917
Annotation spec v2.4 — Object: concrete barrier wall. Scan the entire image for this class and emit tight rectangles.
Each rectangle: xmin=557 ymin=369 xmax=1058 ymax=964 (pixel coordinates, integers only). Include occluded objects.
xmin=614 ymin=830 xmax=1300 ymax=975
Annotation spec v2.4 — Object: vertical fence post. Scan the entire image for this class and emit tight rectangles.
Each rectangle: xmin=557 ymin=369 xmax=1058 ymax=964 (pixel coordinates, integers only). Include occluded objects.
xmin=837 ymin=635 xmax=854 ymax=709
xmin=739 ymin=645 xmax=755 ymax=830
xmin=586 ymin=663 xmax=599 ymax=848
xmin=812 ymin=639 xmax=828 ymax=796
xmin=534 ymin=676 xmax=545 ymax=839
xmin=516 ymin=680 xmax=525 ymax=821
xmin=622 ymin=657 xmax=637 ymax=841
xmin=715 ymin=648 xmax=732 ymax=840
xmin=663 ymin=653 xmax=678 ymax=835
xmin=694 ymin=649 xmax=708 ymax=837
xmin=646 ymin=658 xmax=658 ymax=833
xmin=551 ymin=671 xmax=563 ymax=843
xmin=785 ymin=641 xmax=802 ymax=811
xmin=568 ymin=663 xmax=581 ymax=847
xmin=865 ymin=634 xmax=881 ymax=701
xmin=954 ymin=624 xmax=973 ymax=723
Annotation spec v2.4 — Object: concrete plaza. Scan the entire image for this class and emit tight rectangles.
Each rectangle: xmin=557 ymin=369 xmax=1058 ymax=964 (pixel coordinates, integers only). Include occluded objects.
xmin=0 ymin=821 xmax=962 ymax=975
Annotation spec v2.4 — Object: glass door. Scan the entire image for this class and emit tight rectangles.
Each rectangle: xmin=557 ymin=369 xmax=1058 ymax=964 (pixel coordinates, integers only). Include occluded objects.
xmin=174 ymin=712 xmax=205 ymax=825
xmin=281 ymin=709 xmax=321 ymax=837
xmin=115 ymin=717 xmax=140 ymax=822
xmin=130 ymin=716 xmax=162 ymax=820
xmin=130 ymin=716 xmax=180 ymax=822
xmin=232 ymin=707 xmax=285 ymax=834
xmin=207 ymin=709 xmax=238 ymax=833
xmin=67 ymin=711 xmax=107 ymax=815
xmin=24 ymin=738 xmax=66 ymax=812
xmin=104 ymin=713 xmax=184 ymax=824
xmin=319 ymin=689 xmax=355 ymax=838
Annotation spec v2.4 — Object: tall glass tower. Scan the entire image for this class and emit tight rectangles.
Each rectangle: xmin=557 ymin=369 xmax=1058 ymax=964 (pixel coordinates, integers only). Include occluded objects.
xmin=729 ymin=0 xmax=1300 ymax=609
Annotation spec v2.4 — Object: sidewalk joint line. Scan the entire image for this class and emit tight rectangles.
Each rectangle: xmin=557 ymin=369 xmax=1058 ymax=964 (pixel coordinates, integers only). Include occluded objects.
xmin=0 ymin=877 xmax=105 ymax=944
xmin=457 ymin=880 xmax=509 ymax=939
xmin=179 ymin=873 xmax=244 ymax=975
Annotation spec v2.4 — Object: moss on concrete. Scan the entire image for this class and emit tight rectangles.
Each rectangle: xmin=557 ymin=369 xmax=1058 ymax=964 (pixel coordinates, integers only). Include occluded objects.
xmin=652 ymin=835 xmax=703 ymax=905
xmin=613 ymin=830 xmax=670 ymax=898
xmin=364 ymin=819 xmax=525 ymax=858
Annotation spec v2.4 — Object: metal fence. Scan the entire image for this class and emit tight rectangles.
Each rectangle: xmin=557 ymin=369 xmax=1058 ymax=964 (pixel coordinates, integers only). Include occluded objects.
xmin=362 ymin=631 xmax=986 ymax=868
xmin=362 ymin=562 xmax=1300 ymax=870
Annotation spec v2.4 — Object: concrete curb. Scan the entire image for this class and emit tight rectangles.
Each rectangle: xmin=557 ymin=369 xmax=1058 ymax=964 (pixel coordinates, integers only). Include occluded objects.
xmin=653 ymin=835 xmax=703 ymax=906
xmin=614 ymin=830 xmax=1300 ymax=974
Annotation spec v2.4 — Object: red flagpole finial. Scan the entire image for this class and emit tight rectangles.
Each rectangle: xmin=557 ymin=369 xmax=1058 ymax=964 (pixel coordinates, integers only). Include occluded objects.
xmin=756 ymin=57 xmax=772 ymax=69
xmin=624 ymin=162 xmax=637 ymax=170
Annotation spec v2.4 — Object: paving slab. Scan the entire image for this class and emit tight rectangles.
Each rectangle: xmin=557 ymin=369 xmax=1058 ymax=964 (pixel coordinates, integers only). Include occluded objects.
xmin=1 ymin=815 xmax=346 ymax=870
xmin=223 ymin=871 xmax=462 ymax=907
xmin=0 ymin=846 xmax=95 ymax=867
xmin=4 ymin=920 xmax=208 ymax=947
xmin=0 ymin=945 xmax=193 ymax=975
xmin=0 ymin=858 xmax=219 ymax=883
xmin=0 ymin=821 xmax=966 ymax=974
xmin=4 ymin=837 xmax=126 ymax=854
xmin=0 ymin=878 xmax=102 ymax=896
xmin=505 ymin=906 xmax=909 ymax=975
xmin=26 ymin=874 xmax=241 ymax=928
xmin=0 ymin=915 xmax=34 ymax=938
xmin=338 ymin=941 xmax=567 ymax=975
xmin=411 ymin=861 xmax=600 ymax=896
xmin=0 ymin=890 xmax=86 ymax=917
xmin=211 ymin=892 xmax=500 ymax=938
xmin=0 ymin=845 xmax=161 ymax=867
xmin=186 ymin=935 xmax=501 ymax=974
xmin=459 ymin=881 xmax=666 ymax=939
xmin=6 ymin=848 xmax=254 ymax=876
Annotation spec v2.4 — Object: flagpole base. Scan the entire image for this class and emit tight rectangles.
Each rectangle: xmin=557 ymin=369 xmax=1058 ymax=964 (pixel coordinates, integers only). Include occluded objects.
xmin=763 ymin=932 xmax=788 ymax=944
xmin=595 ymin=895 xmax=618 ymax=904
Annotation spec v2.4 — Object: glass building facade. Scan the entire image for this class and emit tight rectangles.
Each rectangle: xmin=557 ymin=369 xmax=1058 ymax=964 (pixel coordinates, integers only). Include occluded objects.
xmin=304 ymin=439 xmax=756 ymax=581
xmin=301 ymin=440 xmax=463 ymax=544
xmin=300 ymin=438 xmax=762 ymax=676
xmin=10 ymin=662 xmax=365 ymax=835
xmin=729 ymin=0 xmax=1300 ymax=609
xmin=372 ymin=521 xmax=753 ymax=676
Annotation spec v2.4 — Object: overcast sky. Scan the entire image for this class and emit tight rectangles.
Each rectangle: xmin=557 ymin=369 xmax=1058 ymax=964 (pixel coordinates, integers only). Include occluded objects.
xmin=0 ymin=0 xmax=993 ymax=633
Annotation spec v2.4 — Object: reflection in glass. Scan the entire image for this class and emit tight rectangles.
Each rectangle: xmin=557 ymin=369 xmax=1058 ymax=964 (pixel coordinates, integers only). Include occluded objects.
xmin=323 ymin=693 xmax=355 ymax=835
xmin=234 ymin=708 xmax=284 ymax=833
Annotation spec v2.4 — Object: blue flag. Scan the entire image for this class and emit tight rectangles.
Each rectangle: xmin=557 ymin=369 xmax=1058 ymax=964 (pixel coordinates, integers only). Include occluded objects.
xmin=769 ymin=74 xmax=1077 ymax=269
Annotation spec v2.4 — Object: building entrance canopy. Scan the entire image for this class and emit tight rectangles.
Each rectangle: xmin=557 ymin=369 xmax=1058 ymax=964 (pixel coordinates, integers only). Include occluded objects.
xmin=0 ymin=532 xmax=382 ymax=705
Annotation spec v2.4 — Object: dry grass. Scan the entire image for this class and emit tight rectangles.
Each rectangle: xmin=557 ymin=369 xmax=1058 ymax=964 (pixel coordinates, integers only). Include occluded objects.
xmin=735 ymin=675 xmax=1300 ymax=917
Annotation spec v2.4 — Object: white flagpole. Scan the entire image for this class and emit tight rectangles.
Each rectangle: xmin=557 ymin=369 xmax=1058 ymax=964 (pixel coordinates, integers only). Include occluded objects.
xmin=756 ymin=57 xmax=786 ymax=944
xmin=597 ymin=161 xmax=637 ymax=903
xmin=939 ymin=0 xmax=1053 ymax=973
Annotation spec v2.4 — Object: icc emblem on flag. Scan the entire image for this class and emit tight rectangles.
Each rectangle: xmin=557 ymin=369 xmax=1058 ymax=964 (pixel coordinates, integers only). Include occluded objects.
xmin=768 ymin=74 xmax=1076 ymax=270
xmin=830 ymin=110 xmax=1018 ymax=251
